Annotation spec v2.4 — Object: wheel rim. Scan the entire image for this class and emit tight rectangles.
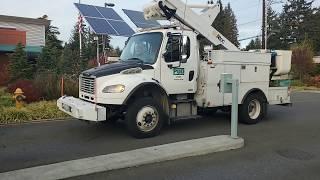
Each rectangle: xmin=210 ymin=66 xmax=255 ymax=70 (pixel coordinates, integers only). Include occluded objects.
xmin=136 ymin=106 xmax=159 ymax=132
xmin=248 ymin=99 xmax=261 ymax=119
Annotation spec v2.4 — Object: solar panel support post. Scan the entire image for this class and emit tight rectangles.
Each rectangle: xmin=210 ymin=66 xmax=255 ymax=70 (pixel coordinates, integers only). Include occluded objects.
xmin=78 ymin=0 xmax=82 ymax=58
xmin=102 ymin=35 xmax=107 ymax=64
xmin=79 ymin=27 xmax=82 ymax=58
xmin=94 ymin=36 xmax=100 ymax=67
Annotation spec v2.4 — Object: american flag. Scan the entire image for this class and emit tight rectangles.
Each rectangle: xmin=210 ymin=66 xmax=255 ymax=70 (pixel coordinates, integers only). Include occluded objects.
xmin=78 ymin=14 xmax=83 ymax=34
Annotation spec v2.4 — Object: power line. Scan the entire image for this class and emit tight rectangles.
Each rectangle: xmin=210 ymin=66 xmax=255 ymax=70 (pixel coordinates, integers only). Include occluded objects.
xmin=239 ymin=35 xmax=261 ymax=41
xmin=238 ymin=19 xmax=261 ymax=26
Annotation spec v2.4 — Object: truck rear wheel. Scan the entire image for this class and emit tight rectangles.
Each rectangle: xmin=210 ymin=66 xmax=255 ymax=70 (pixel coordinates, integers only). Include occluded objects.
xmin=239 ymin=93 xmax=266 ymax=124
xmin=126 ymin=97 xmax=164 ymax=138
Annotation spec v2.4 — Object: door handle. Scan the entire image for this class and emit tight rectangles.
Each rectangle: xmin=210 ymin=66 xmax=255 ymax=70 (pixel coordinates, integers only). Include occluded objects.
xmin=189 ymin=71 xmax=194 ymax=81
xmin=217 ymin=80 xmax=221 ymax=92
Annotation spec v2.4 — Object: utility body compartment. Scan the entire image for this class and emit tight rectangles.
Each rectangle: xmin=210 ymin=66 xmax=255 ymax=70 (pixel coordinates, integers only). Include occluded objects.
xmin=195 ymin=50 xmax=272 ymax=107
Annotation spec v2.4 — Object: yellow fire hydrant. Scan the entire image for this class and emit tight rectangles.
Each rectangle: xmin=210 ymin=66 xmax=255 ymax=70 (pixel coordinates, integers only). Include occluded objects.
xmin=13 ymin=88 xmax=26 ymax=109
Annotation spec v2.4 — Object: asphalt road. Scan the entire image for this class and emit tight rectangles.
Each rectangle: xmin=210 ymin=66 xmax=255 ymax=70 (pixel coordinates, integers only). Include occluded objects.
xmin=1 ymin=92 xmax=320 ymax=180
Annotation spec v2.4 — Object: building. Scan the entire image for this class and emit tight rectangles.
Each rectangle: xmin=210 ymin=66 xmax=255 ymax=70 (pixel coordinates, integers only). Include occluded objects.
xmin=314 ymin=56 xmax=320 ymax=64
xmin=0 ymin=15 xmax=50 ymax=85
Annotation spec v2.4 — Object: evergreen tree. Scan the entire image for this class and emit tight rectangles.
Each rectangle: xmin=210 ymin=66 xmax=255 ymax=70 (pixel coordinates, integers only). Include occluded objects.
xmin=9 ymin=43 xmax=33 ymax=81
xmin=213 ymin=0 xmax=224 ymax=34
xmin=60 ymin=43 xmax=81 ymax=76
xmin=245 ymin=38 xmax=262 ymax=50
xmin=46 ymin=25 xmax=63 ymax=50
xmin=267 ymin=6 xmax=282 ymax=49
xmin=114 ymin=47 xmax=122 ymax=56
xmin=37 ymin=45 xmax=61 ymax=73
xmin=212 ymin=1 xmax=239 ymax=48
xmin=224 ymin=3 xmax=240 ymax=47
xmin=279 ymin=0 xmax=314 ymax=48
xmin=307 ymin=7 xmax=320 ymax=54
xmin=37 ymin=24 xmax=63 ymax=73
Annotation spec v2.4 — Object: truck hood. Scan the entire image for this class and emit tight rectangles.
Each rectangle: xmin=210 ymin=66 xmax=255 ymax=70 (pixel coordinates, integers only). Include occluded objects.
xmin=81 ymin=61 xmax=154 ymax=78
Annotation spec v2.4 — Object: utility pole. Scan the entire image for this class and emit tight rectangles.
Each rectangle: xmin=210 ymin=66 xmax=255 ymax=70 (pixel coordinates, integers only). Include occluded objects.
xmin=262 ymin=0 xmax=267 ymax=50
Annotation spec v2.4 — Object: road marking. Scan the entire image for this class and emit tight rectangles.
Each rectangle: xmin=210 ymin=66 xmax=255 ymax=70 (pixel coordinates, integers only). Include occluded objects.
xmin=0 ymin=135 xmax=244 ymax=180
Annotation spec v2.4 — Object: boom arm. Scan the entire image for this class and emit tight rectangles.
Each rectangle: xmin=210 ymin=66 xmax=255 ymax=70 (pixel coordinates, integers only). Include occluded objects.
xmin=144 ymin=0 xmax=240 ymax=51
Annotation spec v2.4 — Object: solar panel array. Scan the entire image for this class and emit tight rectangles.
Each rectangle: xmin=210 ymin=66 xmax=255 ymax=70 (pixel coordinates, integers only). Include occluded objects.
xmin=74 ymin=3 xmax=135 ymax=37
xmin=123 ymin=9 xmax=160 ymax=29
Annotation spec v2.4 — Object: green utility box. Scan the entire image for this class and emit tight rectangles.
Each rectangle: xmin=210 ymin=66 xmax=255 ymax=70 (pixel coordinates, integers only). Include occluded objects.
xmin=221 ymin=73 xmax=233 ymax=93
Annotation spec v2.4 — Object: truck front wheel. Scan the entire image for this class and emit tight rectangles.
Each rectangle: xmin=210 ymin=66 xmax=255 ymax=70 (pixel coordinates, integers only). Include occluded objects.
xmin=126 ymin=97 xmax=164 ymax=138
xmin=239 ymin=93 xmax=267 ymax=124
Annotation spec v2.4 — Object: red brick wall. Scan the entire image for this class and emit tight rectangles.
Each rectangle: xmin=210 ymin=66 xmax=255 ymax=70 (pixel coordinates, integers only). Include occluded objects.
xmin=0 ymin=29 xmax=26 ymax=46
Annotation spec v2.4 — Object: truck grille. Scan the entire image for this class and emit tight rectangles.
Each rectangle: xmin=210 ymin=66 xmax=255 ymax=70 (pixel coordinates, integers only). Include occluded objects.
xmin=80 ymin=76 xmax=95 ymax=94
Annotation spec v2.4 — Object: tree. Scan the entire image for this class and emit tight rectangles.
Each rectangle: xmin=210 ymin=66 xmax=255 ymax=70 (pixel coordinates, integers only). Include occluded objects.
xmin=267 ymin=6 xmax=282 ymax=49
xmin=279 ymin=0 xmax=314 ymax=48
xmin=9 ymin=43 xmax=34 ymax=81
xmin=46 ymin=25 xmax=63 ymax=50
xmin=224 ymin=3 xmax=240 ymax=47
xmin=60 ymin=43 xmax=81 ymax=76
xmin=245 ymin=38 xmax=262 ymax=50
xmin=308 ymin=8 xmax=320 ymax=55
xmin=37 ymin=24 xmax=63 ymax=73
xmin=37 ymin=45 xmax=61 ymax=73
xmin=212 ymin=1 xmax=240 ymax=48
xmin=114 ymin=47 xmax=122 ymax=56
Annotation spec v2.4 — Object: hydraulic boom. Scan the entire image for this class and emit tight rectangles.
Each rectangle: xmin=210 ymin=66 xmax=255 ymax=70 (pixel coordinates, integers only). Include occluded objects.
xmin=143 ymin=0 xmax=240 ymax=51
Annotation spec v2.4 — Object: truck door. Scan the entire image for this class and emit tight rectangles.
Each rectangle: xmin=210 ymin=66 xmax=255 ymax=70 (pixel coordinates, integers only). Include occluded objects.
xmin=160 ymin=33 xmax=198 ymax=94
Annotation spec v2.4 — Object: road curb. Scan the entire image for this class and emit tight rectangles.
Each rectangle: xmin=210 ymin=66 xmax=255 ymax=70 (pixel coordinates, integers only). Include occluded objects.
xmin=0 ymin=135 xmax=244 ymax=180
xmin=292 ymin=89 xmax=320 ymax=93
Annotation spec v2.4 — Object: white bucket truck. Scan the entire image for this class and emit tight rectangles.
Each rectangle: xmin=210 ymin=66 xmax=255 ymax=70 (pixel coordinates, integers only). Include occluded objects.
xmin=58 ymin=0 xmax=292 ymax=138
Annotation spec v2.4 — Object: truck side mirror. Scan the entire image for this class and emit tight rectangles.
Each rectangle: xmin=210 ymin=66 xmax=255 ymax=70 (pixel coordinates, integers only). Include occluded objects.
xmin=180 ymin=36 xmax=190 ymax=63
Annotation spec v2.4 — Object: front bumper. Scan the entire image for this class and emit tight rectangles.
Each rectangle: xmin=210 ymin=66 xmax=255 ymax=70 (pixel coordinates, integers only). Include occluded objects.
xmin=57 ymin=96 xmax=106 ymax=121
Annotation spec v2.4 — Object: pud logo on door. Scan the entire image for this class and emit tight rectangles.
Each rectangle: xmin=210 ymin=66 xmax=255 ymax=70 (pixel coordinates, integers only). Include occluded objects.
xmin=173 ymin=68 xmax=185 ymax=75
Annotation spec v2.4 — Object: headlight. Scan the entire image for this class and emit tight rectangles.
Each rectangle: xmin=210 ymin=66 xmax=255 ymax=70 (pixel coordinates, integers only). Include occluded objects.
xmin=102 ymin=84 xmax=125 ymax=93
xmin=121 ymin=67 xmax=142 ymax=74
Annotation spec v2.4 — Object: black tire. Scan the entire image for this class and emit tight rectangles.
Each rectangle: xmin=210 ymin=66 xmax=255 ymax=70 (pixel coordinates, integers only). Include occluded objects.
xmin=126 ymin=97 xmax=165 ymax=138
xmin=239 ymin=93 xmax=267 ymax=124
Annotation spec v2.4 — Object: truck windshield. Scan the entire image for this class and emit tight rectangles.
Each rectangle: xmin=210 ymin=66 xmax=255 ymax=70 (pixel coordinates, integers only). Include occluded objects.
xmin=120 ymin=32 xmax=163 ymax=65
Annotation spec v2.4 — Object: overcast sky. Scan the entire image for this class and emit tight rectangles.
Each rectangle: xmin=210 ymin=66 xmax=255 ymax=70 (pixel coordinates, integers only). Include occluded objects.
xmin=1 ymin=0 xmax=319 ymax=48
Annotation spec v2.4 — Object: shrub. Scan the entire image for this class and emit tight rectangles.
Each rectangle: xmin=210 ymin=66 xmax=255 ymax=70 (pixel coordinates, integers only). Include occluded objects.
xmin=308 ymin=75 xmax=320 ymax=88
xmin=314 ymin=64 xmax=320 ymax=75
xmin=7 ymin=80 xmax=42 ymax=103
xmin=63 ymin=76 xmax=79 ymax=97
xmin=34 ymin=72 xmax=60 ymax=100
xmin=291 ymin=40 xmax=315 ymax=82
xmin=291 ymin=79 xmax=305 ymax=87
xmin=0 ymin=88 xmax=14 ymax=107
